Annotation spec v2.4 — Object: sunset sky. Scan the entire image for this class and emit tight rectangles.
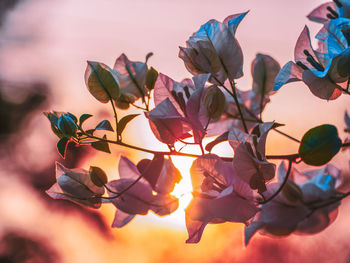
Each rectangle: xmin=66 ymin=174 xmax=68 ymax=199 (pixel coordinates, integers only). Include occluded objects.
xmin=1 ymin=0 xmax=350 ymax=262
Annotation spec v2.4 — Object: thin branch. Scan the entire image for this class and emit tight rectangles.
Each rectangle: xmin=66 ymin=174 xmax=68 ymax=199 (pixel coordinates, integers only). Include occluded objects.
xmin=259 ymin=159 xmax=293 ymax=204
xmin=229 ymin=81 xmax=249 ymax=133
xmin=131 ymin=103 xmax=148 ymax=111
xmin=309 ymin=191 xmax=350 ymax=210
xmin=273 ymin=128 xmax=301 ymax=143
xmin=342 ymin=142 xmax=350 ymax=148
xmin=337 ymin=85 xmax=350 ymax=95
xmin=107 ymin=175 xmax=144 ymax=198
xmin=226 ymin=112 xmax=301 ymax=143
xmin=110 ymin=99 xmax=119 ymax=141
xmin=78 ymin=130 xmax=301 ymax=161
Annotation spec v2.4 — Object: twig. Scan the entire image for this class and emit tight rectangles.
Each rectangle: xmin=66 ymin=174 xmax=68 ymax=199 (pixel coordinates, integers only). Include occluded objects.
xmin=259 ymin=159 xmax=293 ymax=204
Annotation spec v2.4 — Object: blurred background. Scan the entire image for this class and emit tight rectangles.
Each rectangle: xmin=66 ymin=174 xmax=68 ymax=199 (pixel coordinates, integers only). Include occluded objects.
xmin=0 ymin=0 xmax=350 ymax=262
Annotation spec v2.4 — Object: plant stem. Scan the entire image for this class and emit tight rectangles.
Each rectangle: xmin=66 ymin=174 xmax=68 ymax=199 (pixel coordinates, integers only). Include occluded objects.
xmin=309 ymin=191 xmax=350 ymax=210
xmin=339 ymin=86 xmax=350 ymax=95
xmin=259 ymin=159 xmax=293 ymax=204
xmin=110 ymin=99 xmax=119 ymax=141
xmin=78 ymin=130 xmax=300 ymax=161
xmin=225 ymin=112 xmax=300 ymax=143
xmin=342 ymin=142 xmax=350 ymax=147
xmin=229 ymin=81 xmax=248 ymax=133
xmin=273 ymin=128 xmax=300 ymax=143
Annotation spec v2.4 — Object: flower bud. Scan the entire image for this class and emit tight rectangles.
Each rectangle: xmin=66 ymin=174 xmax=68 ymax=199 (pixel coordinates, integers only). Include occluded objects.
xmin=44 ymin=111 xmax=68 ymax=138
xmin=336 ymin=48 xmax=350 ymax=78
xmin=89 ymin=166 xmax=108 ymax=187
xmin=58 ymin=114 xmax=77 ymax=137
xmin=114 ymin=93 xmax=135 ymax=110
xmin=203 ymin=86 xmax=226 ymax=119
xmin=282 ymin=179 xmax=303 ymax=203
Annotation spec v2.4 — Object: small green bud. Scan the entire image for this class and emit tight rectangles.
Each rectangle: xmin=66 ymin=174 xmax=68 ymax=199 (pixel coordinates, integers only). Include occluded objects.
xmin=89 ymin=166 xmax=108 ymax=187
xmin=44 ymin=112 xmax=64 ymax=138
xmin=203 ymin=86 xmax=226 ymax=119
xmin=115 ymin=93 xmax=135 ymax=110
xmin=282 ymin=179 xmax=303 ymax=203
xmin=58 ymin=114 xmax=77 ymax=137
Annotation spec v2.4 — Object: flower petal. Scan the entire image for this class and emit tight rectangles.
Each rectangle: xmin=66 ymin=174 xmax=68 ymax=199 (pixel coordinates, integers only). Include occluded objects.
xmin=251 ymin=53 xmax=280 ymax=95
xmin=190 ymin=154 xmax=236 ymax=189
xmin=118 ymin=156 xmax=142 ymax=179
xmin=55 ymin=162 xmax=105 ymax=198
xmin=223 ymin=11 xmax=249 ymax=35
xmin=294 ymin=26 xmax=318 ymax=69
xmin=274 ymin=61 xmax=303 ymax=91
xmin=155 ymin=158 xmax=182 ymax=194
xmin=200 ymin=19 xmax=244 ymax=81
xmin=150 ymin=194 xmax=179 ymax=216
xmin=111 ymin=210 xmax=135 ymax=228
xmin=146 ymin=98 xmax=190 ymax=144
xmin=302 ymin=70 xmax=342 ymax=100
xmin=244 ymin=221 xmax=264 ymax=245
xmin=46 ymin=183 xmax=102 ymax=208
xmin=185 ymin=217 xmax=208 ymax=244
xmin=113 ymin=53 xmax=147 ymax=99
xmin=153 ymin=73 xmax=194 ymax=114
xmin=307 ymin=2 xmax=335 ymax=23
xmin=107 ymin=178 xmax=154 ymax=215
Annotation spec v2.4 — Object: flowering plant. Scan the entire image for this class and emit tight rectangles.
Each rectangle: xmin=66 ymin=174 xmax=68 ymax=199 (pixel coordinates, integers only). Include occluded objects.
xmin=45 ymin=1 xmax=350 ymax=245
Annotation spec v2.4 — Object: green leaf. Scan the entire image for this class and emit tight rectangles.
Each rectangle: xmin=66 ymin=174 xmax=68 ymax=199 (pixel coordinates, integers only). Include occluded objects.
xmin=44 ymin=112 xmax=64 ymax=138
xmin=282 ymin=179 xmax=303 ymax=203
xmin=205 ymin=132 xmax=229 ymax=152
xmin=145 ymin=67 xmax=158 ymax=90
xmin=117 ymin=114 xmax=140 ymax=138
xmin=89 ymin=166 xmax=108 ymax=187
xmin=79 ymin=114 xmax=93 ymax=126
xmin=299 ymin=124 xmax=342 ymax=166
xmin=67 ymin=112 xmax=78 ymax=123
xmin=44 ymin=112 xmax=59 ymax=126
xmin=96 ymin=120 xmax=114 ymax=132
xmin=57 ymin=114 xmax=77 ymax=137
xmin=57 ymin=137 xmax=70 ymax=159
xmin=91 ymin=135 xmax=111 ymax=153
xmin=85 ymin=61 xmax=120 ymax=103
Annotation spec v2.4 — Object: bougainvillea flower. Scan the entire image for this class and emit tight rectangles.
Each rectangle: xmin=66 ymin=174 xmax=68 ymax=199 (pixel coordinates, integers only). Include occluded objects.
xmin=113 ymin=53 xmax=148 ymax=101
xmin=153 ymin=73 xmax=230 ymax=137
xmin=308 ymin=1 xmax=350 ymax=23
xmin=148 ymin=73 xmax=227 ymax=144
xmin=316 ymin=18 xmax=350 ymax=62
xmin=198 ymin=53 xmax=279 ymax=134
xmin=274 ymin=25 xmax=350 ymax=100
xmin=224 ymin=54 xmax=280 ymax=130
xmin=179 ymin=12 xmax=248 ymax=84
xmin=230 ymin=123 xmax=276 ymax=193
xmin=46 ymin=163 xmax=105 ymax=208
xmin=145 ymin=98 xmax=192 ymax=145
xmin=105 ymin=156 xmax=179 ymax=227
xmin=135 ymin=154 xmax=182 ymax=194
xmin=185 ymin=154 xmax=259 ymax=243
xmin=251 ymin=53 xmax=280 ymax=106
xmin=245 ymin=162 xmax=342 ymax=245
